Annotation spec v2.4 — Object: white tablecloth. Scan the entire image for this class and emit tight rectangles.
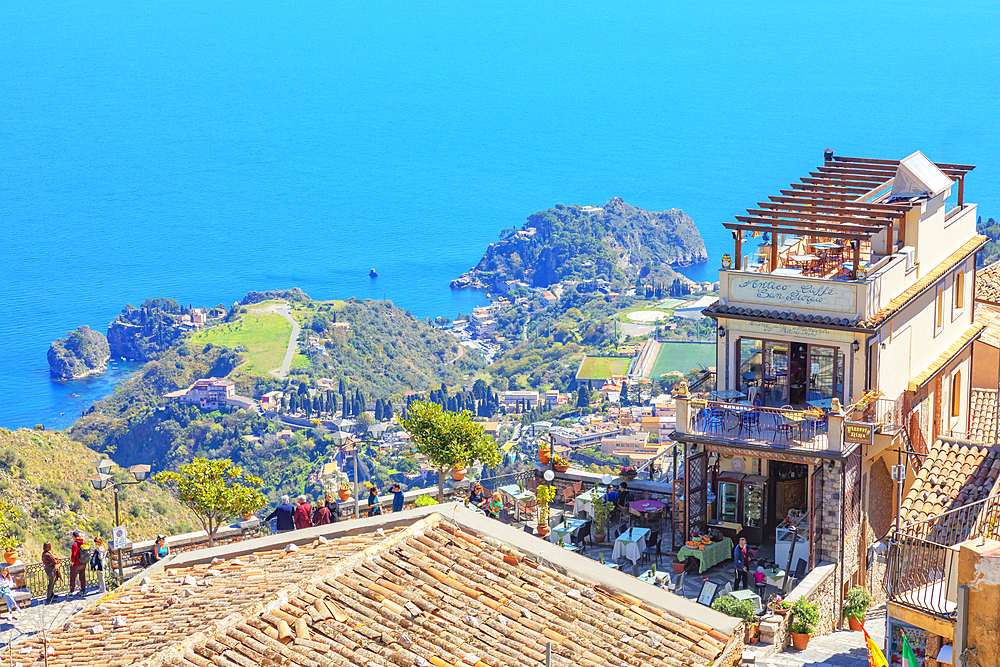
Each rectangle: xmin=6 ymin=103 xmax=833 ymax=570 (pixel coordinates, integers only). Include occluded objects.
xmin=574 ymin=489 xmax=597 ymax=518
xmin=612 ymin=528 xmax=649 ymax=564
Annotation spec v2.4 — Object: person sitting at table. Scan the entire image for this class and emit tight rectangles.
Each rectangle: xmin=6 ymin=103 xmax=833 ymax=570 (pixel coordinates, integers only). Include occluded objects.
xmin=754 ymin=566 xmax=767 ymax=597
xmin=486 ymin=492 xmax=503 ymax=520
xmin=615 ymin=482 xmax=631 ymax=509
xmin=468 ymin=482 xmax=489 ymax=509
xmin=604 ymin=485 xmax=620 ymax=505
xmin=734 ymin=536 xmax=750 ymax=590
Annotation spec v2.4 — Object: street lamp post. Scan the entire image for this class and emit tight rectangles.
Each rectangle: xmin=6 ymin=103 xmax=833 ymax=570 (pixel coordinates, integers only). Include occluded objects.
xmin=88 ymin=460 xmax=151 ymax=584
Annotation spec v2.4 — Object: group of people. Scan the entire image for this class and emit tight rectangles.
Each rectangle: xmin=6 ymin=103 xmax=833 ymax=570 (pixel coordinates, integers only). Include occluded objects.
xmin=264 ymin=483 xmax=409 ymax=531
xmin=468 ymin=482 xmax=504 ymax=518
xmin=732 ymin=536 xmax=768 ymax=596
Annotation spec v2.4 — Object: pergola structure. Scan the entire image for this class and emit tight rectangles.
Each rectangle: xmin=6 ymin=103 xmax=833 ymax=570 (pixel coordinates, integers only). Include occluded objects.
xmin=725 ymin=152 xmax=976 ymax=274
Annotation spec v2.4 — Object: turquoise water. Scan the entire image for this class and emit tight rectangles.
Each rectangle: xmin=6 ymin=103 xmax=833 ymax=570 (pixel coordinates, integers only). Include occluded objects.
xmin=2 ymin=1 xmax=999 ymax=429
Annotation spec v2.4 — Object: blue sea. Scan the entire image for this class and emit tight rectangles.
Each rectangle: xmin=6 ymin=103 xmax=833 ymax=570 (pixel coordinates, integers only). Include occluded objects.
xmin=2 ymin=1 xmax=999 ymax=430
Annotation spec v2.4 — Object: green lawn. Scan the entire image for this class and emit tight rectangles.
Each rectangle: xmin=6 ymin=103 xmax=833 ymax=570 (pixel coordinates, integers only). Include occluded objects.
xmin=649 ymin=342 xmax=715 ymax=377
xmin=576 ymin=356 xmax=632 ymax=381
xmin=188 ymin=312 xmax=292 ymax=376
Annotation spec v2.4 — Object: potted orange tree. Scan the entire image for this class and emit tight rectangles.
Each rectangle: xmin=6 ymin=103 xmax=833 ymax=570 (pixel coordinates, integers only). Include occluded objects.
xmin=338 ymin=481 xmax=352 ymax=502
xmin=535 ymin=484 xmax=556 ymax=537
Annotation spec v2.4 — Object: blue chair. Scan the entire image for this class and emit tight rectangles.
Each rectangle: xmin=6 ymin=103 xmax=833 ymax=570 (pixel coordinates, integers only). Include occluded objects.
xmin=806 ymin=391 xmax=822 ymax=402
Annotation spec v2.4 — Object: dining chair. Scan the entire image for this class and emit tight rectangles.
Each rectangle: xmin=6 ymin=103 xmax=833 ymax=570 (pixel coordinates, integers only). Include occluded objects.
xmin=520 ymin=498 xmax=537 ymax=523
xmin=775 ymin=406 xmax=798 ymax=441
xmin=561 ymin=485 xmax=578 ymax=509
xmin=573 ymin=520 xmax=592 ymax=553
xmin=806 ymin=391 xmax=821 ymax=402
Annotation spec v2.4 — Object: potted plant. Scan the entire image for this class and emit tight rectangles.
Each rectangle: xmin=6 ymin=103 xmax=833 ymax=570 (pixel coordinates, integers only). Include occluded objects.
xmin=538 ymin=442 xmax=551 ymax=465
xmin=711 ymin=596 xmax=757 ymax=643
xmin=843 ymin=586 xmax=872 ymax=632
xmin=338 ymin=481 xmax=352 ymax=502
xmin=770 ymin=596 xmax=790 ymax=616
xmin=451 ymin=467 xmax=467 ymax=481
xmin=535 ymin=484 xmax=556 ymax=537
xmin=619 ymin=465 xmax=638 ymax=481
xmin=552 ymin=454 xmax=571 ymax=473
xmin=0 ymin=536 xmax=18 ymax=566
xmin=0 ymin=502 xmax=21 ymax=565
xmin=592 ymin=495 xmax=612 ymax=543
xmin=790 ymin=597 xmax=819 ymax=649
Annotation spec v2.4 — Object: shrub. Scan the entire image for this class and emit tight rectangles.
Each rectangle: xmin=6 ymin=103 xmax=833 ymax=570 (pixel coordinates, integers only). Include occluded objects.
xmin=711 ymin=595 xmax=756 ymax=623
xmin=414 ymin=495 xmax=438 ymax=507
xmin=843 ymin=586 xmax=872 ymax=620
xmin=790 ymin=597 xmax=819 ymax=635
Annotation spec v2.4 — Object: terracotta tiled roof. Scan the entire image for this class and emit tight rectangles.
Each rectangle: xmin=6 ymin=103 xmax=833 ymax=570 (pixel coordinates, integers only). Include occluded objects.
xmin=975 ymin=303 xmax=1000 ymax=348
xmin=702 ymin=302 xmax=858 ymax=328
xmin=901 ymin=438 xmax=1000 ymax=542
xmin=969 ymin=389 xmax=999 ymax=444
xmin=861 ymin=236 xmax=985 ymax=328
xmin=907 ymin=323 xmax=984 ymax=391
xmin=21 ymin=514 xmax=734 ymax=667
xmin=975 ymin=261 xmax=1000 ymax=305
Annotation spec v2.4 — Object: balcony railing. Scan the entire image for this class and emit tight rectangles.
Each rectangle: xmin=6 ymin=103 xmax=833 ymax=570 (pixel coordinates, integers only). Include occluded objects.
xmin=847 ymin=397 xmax=904 ymax=432
xmin=689 ymin=400 xmax=829 ymax=450
xmin=886 ymin=492 xmax=1000 ymax=620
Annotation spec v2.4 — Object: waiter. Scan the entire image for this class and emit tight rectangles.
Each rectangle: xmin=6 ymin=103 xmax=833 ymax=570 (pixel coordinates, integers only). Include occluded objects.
xmin=734 ymin=536 xmax=750 ymax=590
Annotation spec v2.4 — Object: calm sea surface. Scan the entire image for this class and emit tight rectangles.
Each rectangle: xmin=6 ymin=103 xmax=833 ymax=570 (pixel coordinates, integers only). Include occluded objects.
xmin=2 ymin=1 xmax=999 ymax=429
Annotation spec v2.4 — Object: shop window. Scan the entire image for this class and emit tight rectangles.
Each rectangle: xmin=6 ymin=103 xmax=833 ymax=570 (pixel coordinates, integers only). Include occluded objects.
xmin=952 ymin=371 xmax=962 ymax=418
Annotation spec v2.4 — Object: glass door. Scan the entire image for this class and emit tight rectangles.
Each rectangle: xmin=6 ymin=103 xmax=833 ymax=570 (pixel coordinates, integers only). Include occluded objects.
xmin=718 ymin=481 xmax=740 ymax=523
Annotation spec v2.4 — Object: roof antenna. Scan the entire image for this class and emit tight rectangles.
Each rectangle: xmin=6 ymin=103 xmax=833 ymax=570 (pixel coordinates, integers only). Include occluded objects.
xmin=824 ymin=149 xmax=834 ymax=163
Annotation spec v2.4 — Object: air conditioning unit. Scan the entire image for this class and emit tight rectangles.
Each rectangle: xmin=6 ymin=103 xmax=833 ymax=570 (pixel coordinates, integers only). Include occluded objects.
xmin=900 ymin=246 xmax=916 ymax=272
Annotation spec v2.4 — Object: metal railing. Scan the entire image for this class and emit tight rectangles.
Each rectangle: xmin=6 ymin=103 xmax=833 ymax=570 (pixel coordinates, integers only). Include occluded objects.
xmin=886 ymin=492 xmax=1000 ymax=620
xmin=848 ymin=397 xmax=904 ymax=431
xmin=16 ymin=560 xmax=124 ymax=601
xmin=689 ymin=401 xmax=830 ymax=450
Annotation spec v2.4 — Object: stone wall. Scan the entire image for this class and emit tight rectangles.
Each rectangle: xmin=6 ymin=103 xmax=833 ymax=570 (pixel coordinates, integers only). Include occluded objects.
xmin=758 ymin=561 xmax=839 ymax=653
xmin=820 ymin=462 xmax=843 ymax=563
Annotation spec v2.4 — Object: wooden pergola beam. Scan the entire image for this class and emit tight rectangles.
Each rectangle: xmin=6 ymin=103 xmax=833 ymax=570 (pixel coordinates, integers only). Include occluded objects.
xmin=788 ymin=184 xmax=870 ymax=198
xmin=808 ymin=171 xmax=889 ymax=186
xmin=755 ymin=202 xmax=902 ymax=221
xmin=724 ymin=222 xmax=869 ymax=241
xmin=767 ymin=195 xmax=909 ymax=213
xmin=780 ymin=188 xmax=854 ymax=201
xmin=831 ymin=155 xmax=975 ymax=174
xmin=743 ymin=209 xmax=888 ymax=231
xmin=799 ymin=178 xmax=881 ymax=193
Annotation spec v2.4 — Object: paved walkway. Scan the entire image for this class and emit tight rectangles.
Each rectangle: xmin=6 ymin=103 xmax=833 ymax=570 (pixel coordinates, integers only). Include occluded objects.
xmin=758 ymin=610 xmax=886 ymax=667
xmin=273 ymin=304 xmax=300 ymax=379
xmin=0 ymin=585 xmax=105 ymax=648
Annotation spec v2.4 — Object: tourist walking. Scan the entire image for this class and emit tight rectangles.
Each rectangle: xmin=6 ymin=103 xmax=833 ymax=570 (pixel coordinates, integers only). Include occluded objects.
xmin=734 ymin=536 xmax=750 ymax=590
xmin=93 ymin=536 xmax=108 ymax=593
xmin=42 ymin=542 xmax=59 ymax=604
xmin=68 ymin=530 xmax=87 ymax=598
xmin=0 ymin=567 xmax=21 ymax=620
xmin=327 ymin=492 xmax=341 ymax=523
xmin=265 ymin=495 xmax=296 ymax=533
xmin=391 ymin=483 xmax=404 ymax=513
xmin=313 ymin=494 xmax=333 ymax=526
xmin=294 ymin=495 xmax=313 ymax=529
xmin=367 ymin=486 xmax=382 ymax=517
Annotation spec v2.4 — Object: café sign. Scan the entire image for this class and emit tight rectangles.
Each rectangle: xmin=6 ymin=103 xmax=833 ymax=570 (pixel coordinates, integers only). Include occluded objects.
xmin=727 ymin=274 xmax=858 ymax=313
xmin=844 ymin=421 xmax=874 ymax=446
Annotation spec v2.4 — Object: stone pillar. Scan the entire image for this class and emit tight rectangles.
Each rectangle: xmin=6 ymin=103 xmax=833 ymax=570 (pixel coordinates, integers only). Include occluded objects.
xmin=821 ymin=461 xmax=843 ymax=564
xmin=827 ymin=409 xmax=844 ymax=453
xmin=675 ymin=396 xmax=691 ymax=434
xmin=959 ymin=539 xmax=1000 ymax=666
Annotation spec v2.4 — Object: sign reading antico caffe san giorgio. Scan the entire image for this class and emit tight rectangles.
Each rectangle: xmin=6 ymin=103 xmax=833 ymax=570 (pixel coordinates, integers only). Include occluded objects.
xmin=727 ymin=274 xmax=858 ymax=313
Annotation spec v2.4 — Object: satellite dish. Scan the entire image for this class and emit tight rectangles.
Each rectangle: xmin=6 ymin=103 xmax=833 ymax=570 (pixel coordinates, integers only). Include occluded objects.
xmin=602 ymin=474 xmax=613 ymax=485
xmin=543 ymin=470 xmax=555 ymax=482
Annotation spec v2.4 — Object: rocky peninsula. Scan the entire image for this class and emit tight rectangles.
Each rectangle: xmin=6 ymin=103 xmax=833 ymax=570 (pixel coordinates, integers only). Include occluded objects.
xmin=47 ymin=325 xmax=111 ymax=379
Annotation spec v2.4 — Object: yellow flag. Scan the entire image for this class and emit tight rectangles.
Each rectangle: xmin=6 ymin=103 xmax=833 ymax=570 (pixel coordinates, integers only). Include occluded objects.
xmin=863 ymin=627 xmax=888 ymax=667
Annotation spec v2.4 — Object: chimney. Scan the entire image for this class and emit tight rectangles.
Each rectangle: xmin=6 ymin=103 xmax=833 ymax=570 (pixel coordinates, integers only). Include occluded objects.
xmin=824 ymin=149 xmax=834 ymax=163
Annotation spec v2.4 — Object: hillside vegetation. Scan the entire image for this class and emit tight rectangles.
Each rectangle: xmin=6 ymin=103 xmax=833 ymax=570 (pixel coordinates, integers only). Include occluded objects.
xmin=465 ymin=198 xmax=707 ymax=290
xmin=0 ymin=429 xmax=193 ymax=561
xmin=189 ymin=310 xmax=293 ymax=376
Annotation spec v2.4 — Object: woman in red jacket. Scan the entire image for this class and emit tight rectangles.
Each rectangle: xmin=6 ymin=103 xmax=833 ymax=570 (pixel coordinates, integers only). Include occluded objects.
xmin=294 ymin=495 xmax=313 ymax=530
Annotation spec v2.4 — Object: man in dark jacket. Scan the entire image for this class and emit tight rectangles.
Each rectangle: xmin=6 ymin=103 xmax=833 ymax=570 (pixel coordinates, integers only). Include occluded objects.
xmin=265 ymin=495 xmax=296 ymax=533
xmin=68 ymin=530 xmax=87 ymax=598
xmin=734 ymin=536 xmax=750 ymax=590
xmin=391 ymin=483 xmax=405 ymax=513
xmin=294 ymin=495 xmax=313 ymax=529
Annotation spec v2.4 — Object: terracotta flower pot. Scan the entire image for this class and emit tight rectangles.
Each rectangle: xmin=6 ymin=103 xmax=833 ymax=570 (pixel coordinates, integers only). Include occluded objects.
xmin=451 ymin=467 xmax=467 ymax=481
xmin=593 ymin=531 xmax=607 ymax=544
xmin=774 ymin=607 xmax=789 ymax=616
xmin=621 ymin=473 xmax=637 ymax=481
xmin=847 ymin=615 xmax=865 ymax=632
xmin=3 ymin=551 xmax=16 ymax=565
xmin=536 ymin=525 xmax=550 ymax=537
xmin=791 ymin=633 xmax=811 ymax=650
xmin=338 ymin=488 xmax=351 ymax=502
xmin=538 ymin=451 xmax=550 ymax=464
xmin=553 ymin=463 xmax=570 ymax=472
xmin=744 ymin=623 xmax=760 ymax=644
xmin=672 ymin=561 xmax=686 ymax=574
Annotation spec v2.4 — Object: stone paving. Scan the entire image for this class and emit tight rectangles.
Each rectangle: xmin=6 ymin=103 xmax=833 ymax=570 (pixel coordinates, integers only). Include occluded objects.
xmin=757 ymin=609 xmax=886 ymax=667
xmin=0 ymin=585 xmax=106 ymax=649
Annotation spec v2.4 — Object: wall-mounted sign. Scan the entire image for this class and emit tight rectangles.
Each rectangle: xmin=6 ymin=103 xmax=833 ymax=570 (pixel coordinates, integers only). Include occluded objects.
xmin=732 ymin=319 xmax=857 ymax=343
xmin=844 ymin=421 xmax=874 ymax=446
xmin=727 ymin=274 xmax=858 ymax=313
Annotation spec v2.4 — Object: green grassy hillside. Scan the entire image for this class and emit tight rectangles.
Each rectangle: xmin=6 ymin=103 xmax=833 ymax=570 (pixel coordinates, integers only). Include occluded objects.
xmin=0 ymin=428 xmax=194 ymax=561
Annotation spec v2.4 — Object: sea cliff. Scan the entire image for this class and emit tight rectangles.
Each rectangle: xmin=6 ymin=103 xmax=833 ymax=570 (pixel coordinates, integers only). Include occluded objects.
xmin=47 ymin=325 xmax=110 ymax=379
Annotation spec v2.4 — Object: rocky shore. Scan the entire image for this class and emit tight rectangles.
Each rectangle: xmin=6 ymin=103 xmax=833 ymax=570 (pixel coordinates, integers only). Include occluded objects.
xmin=47 ymin=325 xmax=111 ymax=380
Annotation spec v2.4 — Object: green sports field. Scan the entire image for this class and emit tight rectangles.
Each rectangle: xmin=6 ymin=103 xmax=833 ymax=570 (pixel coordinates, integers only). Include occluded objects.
xmin=188 ymin=312 xmax=292 ymax=376
xmin=649 ymin=342 xmax=715 ymax=377
xmin=576 ymin=356 xmax=632 ymax=381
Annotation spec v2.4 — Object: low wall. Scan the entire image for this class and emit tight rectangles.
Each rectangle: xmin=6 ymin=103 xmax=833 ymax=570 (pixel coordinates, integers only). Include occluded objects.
xmin=758 ymin=561 xmax=839 ymax=652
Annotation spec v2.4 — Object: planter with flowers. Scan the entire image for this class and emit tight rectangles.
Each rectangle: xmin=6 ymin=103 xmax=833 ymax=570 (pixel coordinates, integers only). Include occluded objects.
xmin=552 ymin=454 xmax=571 ymax=473
xmin=338 ymin=481 xmax=352 ymax=502
xmin=0 ymin=502 xmax=21 ymax=565
xmin=619 ymin=465 xmax=638 ymax=481
xmin=769 ymin=595 xmax=790 ymax=616
xmin=538 ymin=443 xmax=551 ymax=465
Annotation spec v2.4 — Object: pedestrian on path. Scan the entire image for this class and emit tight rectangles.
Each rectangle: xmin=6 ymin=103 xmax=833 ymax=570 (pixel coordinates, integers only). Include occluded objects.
xmin=733 ymin=536 xmax=749 ymax=590
xmin=42 ymin=542 xmax=60 ymax=604
xmin=265 ymin=495 xmax=296 ymax=532
xmin=93 ymin=537 xmax=108 ymax=593
xmin=68 ymin=530 xmax=87 ymax=598
xmin=367 ymin=486 xmax=382 ymax=517
xmin=294 ymin=495 xmax=313 ymax=529
xmin=151 ymin=535 xmax=170 ymax=564
xmin=391 ymin=484 xmax=404 ymax=513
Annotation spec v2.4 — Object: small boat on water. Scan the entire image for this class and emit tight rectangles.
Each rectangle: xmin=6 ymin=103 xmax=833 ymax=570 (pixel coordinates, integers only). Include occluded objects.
xmin=68 ymin=393 xmax=79 ymax=397
xmin=369 ymin=269 xmax=378 ymax=277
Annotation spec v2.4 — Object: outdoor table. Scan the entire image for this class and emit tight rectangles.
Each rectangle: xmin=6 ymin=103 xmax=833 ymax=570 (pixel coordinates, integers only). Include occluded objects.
xmin=806 ymin=398 xmax=834 ymax=411
xmin=499 ymin=484 xmax=535 ymax=520
xmin=711 ymin=389 xmax=746 ymax=401
xmin=574 ymin=488 xmax=598 ymax=518
xmin=638 ymin=569 xmax=671 ymax=586
xmin=729 ymin=588 xmax=763 ymax=612
xmin=612 ymin=527 xmax=650 ymax=564
xmin=561 ymin=544 xmax=579 ymax=552
xmin=603 ymin=562 xmax=620 ymax=569
xmin=808 ymin=242 xmax=841 ymax=250
xmin=629 ymin=499 xmax=665 ymax=514
xmin=550 ymin=518 xmax=588 ymax=544
xmin=764 ymin=568 xmax=786 ymax=587
xmin=772 ymin=268 xmax=803 ymax=276
xmin=675 ymin=536 xmax=734 ymax=573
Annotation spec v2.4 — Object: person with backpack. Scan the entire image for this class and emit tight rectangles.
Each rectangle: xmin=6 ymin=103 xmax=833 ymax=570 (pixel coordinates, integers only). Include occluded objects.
xmin=68 ymin=530 xmax=87 ymax=598
xmin=312 ymin=494 xmax=333 ymax=526
xmin=294 ymin=495 xmax=313 ymax=530
xmin=92 ymin=536 xmax=108 ymax=593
